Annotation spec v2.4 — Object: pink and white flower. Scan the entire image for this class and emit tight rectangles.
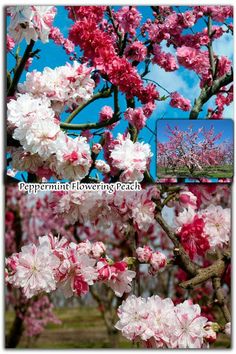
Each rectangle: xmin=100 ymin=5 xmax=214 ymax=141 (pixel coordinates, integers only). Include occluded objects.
xmin=179 ymin=191 xmax=197 ymax=210
xmin=18 ymin=62 xmax=95 ymax=113
xmin=95 ymin=160 xmax=111 ymax=174
xmin=55 ymin=136 xmax=92 ymax=180
xmin=110 ymin=133 xmax=152 ymax=182
xmin=115 ymin=295 xmax=151 ymax=341
xmin=172 ymin=300 xmax=208 ymax=348
xmin=136 ymin=246 xmax=152 ymax=263
xmin=201 ymin=205 xmax=231 ymax=248
xmin=8 ymin=6 xmax=56 ymax=44
xmin=115 ymin=296 xmax=209 ymax=348
xmin=7 ymin=240 xmax=60 ymax=298
xmin=97 ymin=260 xmax=136 ymax=297
xmin=149 ymin=251 xmax=167 ymax=274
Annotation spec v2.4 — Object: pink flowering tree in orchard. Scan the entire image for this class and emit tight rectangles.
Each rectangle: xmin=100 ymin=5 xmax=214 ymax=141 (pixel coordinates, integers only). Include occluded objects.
xmin=6 ymin=5 xmax=233 ymax=182
xmin=6 ymin=183 xmax=231 ymax=348
xmin=157 ymin=124 xmax=233 ymax=178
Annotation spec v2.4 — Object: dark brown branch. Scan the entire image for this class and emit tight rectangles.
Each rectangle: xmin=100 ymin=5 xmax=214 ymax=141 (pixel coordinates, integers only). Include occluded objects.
xmin=212 ymin=277 xmax=231 ymax=322
xmin=7 ymin=40 xmax=35 ymax=97
xmin=179 ymin=259 xmax=225 ymax=289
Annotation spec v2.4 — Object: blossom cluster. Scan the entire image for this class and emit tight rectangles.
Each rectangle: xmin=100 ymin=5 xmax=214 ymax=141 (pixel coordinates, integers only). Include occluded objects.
xmin=18 ymin=61 xmax=95 ymax=113
xmin=7 ymin=94 xmax=152 ymax=182
xmin=67 ymin=6 xmax=160 ymax=105
xmin=50 ymin=186 xmax=158 ymax=232
xmin=7 ymin=94 xmax=92 ymax=181
xmin=136 ymin=246 xmax=167 ymax=274
xmin=6 ymin=235 xmax=136 ymax=299
xmin=109 ymin=133 xmax=153 ymax=182
xmin=49 ymin=26 xmax=75 ymax=55
xmin=115 ymin=295 xmax=215 ymax=348
xmin=7 ymin=6 xmax=57 ymax=44
xmin=175 ymin=193 xmax=230 ymax=259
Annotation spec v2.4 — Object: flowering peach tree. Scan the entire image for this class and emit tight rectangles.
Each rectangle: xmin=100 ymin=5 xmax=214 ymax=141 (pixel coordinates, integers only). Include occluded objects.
xmin=5 ymin=5 xmax=232 ymax=349
xmin=157 ymin=124 xmax=233 ymax=177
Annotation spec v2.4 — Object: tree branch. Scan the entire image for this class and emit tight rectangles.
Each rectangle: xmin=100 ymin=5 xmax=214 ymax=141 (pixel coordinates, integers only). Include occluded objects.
xmin=63 ymin=88 xmax=112 ymax=125
xmin=7 ymin=40 xmax=35 ymax=97
xmin=189 ymin=69 xmax=233 ymax=119
xmin=155 ymin=213 xmax=198 ymax=275
xmin=212 ymin=277 xmax=231 ymax=322
xmin=179 ymin=259 xmax=225 ymax=289
xmin=207 ymin=16 xmax=216 ymax=78
xmin=60 ymin=113 xmax=120 ymax=131
xmin=156 ymin=204 xmax=231 ymax=323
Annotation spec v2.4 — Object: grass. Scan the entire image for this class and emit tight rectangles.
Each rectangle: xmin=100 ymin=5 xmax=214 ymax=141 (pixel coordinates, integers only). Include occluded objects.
xmin=5 ymin=307 xmax=133 ymax=349
xmin=6 ymin=307 xmax=231 ymax=349
xmin=158 ymin=164 xmax=233 ymax=179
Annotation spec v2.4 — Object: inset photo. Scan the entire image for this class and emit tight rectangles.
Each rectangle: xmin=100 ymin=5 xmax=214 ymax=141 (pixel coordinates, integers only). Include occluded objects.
xmin=157 ymin=119 xmax=233 ymax=180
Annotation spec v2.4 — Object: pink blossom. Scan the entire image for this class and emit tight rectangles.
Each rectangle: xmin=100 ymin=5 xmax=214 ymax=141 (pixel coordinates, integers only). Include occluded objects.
xmin=110 ymin=133 xmax=152 ymax=182
xmin=19 ymin=61 xmax=95 ymax=113
xmin=201 ymin=205 xmax=230 ymax=249
xmin=149 ymin=251 xmax=167 ymax=274
xmin=97 ymin=259 xmax=136 ymax=297
xmin=115 ymin=296 xmax=209 ymax=348
xmin=177 ymin=214 xmax=210 ymax=259
xmin=95 ymin=160 xmax=111 ymax=174
xmin=92 ymin=143 xmax=103 ymax=154
xmin=49 ymin=26 xmax=64 ymax=45
xmin=115 ymin=295 xmax=151 ymax=341
xmin=55 ymin=136 xmax=92 ymax=181
xmin=63 ymin=39 xmax=75 ymax=54
xmin=91 ymin=242 xmax=106 ymax=258
xmin=136 ymin=246 xmax=152 ymax=263
xmin=7 ymin=34 xmax=15 ymax=52
xmin=170 ymin=92 xmax=191 ymax=111
xmin=172 ymin=300 xmax=208 ymax=348
xmin=179 ymin=191 xmax=197 ymax=209
xmin=8 ymin=6 xmax=57 ymax=44
xmin=116 ymin=7 xmax=142 ymax=36
xmin=99 ymin=106 xmax=117 ymax=130
xmin=204 ymin=322 xmax=217 ymax=343
xmin=152 ymin=44 xmax=178 ymax=72
xmin=7 ymin=241 xmax=60 ymax=298
xmin=124 ymin=41 xmax=147 ymax=62
xmin=124 ymin=107 xmax=147 ymax=130
xmin=25 ymin=57 xmax=33 ymax=71
xmin=143 ymin=102 xmax=156 ymax=118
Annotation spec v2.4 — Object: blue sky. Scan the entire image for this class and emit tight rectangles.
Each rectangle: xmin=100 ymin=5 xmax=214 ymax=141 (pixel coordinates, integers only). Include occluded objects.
xmin=157 ymin=119 xmax=234 ymax=145
xmin=7 ymin=6 xmax=233 ymax=180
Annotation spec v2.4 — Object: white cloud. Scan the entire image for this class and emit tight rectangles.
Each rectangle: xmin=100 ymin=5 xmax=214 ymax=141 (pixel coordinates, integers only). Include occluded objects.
xmin=146 ymin=64 xmax=200 ymax=115
xmin=223 ymin=102 xmax=233 ymax=119
xmin=213 ymin=32 xmax=233 ymax=60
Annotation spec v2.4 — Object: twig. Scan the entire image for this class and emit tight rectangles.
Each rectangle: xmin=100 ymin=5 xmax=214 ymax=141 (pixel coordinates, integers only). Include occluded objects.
xmin=189 ymin=69 xmax=233 ymax=119
xmin=63 ymin=88 xmax=112 ymax=125
xmin=212 ymin=277 xmax=231 ymax=322
xmin=7 ymin=40 xmax=35 ymax=96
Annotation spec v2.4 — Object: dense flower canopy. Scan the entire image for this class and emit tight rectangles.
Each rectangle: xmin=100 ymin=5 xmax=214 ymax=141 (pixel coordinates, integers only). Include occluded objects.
xmin=6 ymin=5 xmax=233 ymax=183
